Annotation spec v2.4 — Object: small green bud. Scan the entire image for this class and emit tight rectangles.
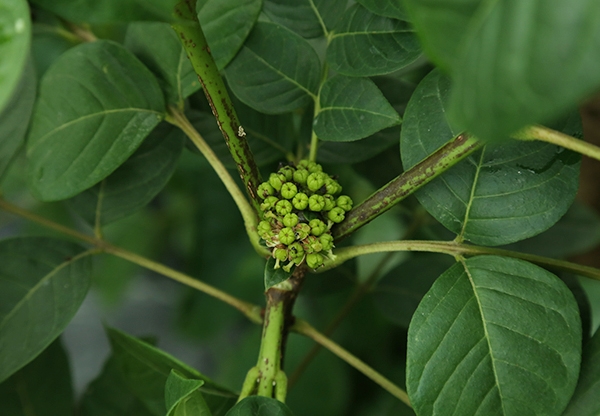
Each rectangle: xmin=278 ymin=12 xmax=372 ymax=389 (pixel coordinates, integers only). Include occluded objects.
xmin=307 ymin=172 xmax=326 ymax=192
xmin=292 ymin=192 xmax=309 ymax=210
xmin=269 ymin=173 xmax=284 ymax=191
xmin=323 ymin=194 xmax=336 ymax=211
xmin=257 ymin=182 xmax=275 ymax=199
xmin=306 ymin=253 xmax=324 ymax=269
xmin=297 ymin=159 xmax=309 ymax=168
xmin=278 ymin=166 xmax=295 ymax=181
xmin=283 ymin=213 xmax=299 ymax=227
xmin=336 ymin=195 xmax=353 ymax=211
xmin=306 ymin=235 xmax=323 ymax=253
xmin=309 ymin=219 xmax=327 ymax=236
xmin=275 ymin=199 xmax=293 ymax=216
xmin=260 ymin=196 xmax=279 ymax=211
xmin=294 ymin=223 xmax=310 ymax=240
xmin=327 ymin=206 xmax=346 ymax=223
xmin=258 ymin=220 xmax=272 ymax=235
xmin=325 ymin=178 xmax=341 ymax=195
xmin=273 ymin=247 xmax=288 ymax=261
xmin=293 ymin=168 xmax=309 ymax=185
xmin=308 ymin=194 xmax=325 ymax=211
xmin=288 ymin=242 xmax=304 ymax=261
xmin=280 ymin=182 xmax=298 ymax=199
xmin=279 ymin=227 xmax=295 ymax=245
xmin=307 ymin=161 xmax=323 ymax=173
xmin=320 ymin=233 xmax=334 ymax=251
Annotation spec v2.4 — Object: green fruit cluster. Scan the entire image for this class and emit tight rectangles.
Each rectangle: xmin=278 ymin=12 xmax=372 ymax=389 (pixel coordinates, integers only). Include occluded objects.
xmin=257 ymin=160 xmax=353 ymax=272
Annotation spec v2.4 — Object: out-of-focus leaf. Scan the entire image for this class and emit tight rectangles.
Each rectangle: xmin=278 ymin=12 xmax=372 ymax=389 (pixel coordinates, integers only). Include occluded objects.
xmin=225 ymin=396 xmax=294 ymax=416
xmin=27 ymin=40 xmax=165 ymax=201
xmin=225 ymin=22 xmax=320 ymax=114
xmin=327 ymin=4 xmax=421 ymax=77
xmin=356 ymin=0 xmax=408 ymax=20
xmin=0 ymin=237 xmax=92 ymax=382
xmin=262 ymin=0 xmax=346 ymax=38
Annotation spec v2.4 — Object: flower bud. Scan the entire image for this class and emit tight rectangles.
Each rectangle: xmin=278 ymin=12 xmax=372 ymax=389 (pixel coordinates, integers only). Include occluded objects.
xmin=306 ymin=253 xmax=324 ymax=269
xmin=325 ymin=178 xmax=341 ymax=195
xmin=278 ymin=166 xmax=295 ymax=181
xmin=278 ymin=227 xmax=295 ymax=245
xmin=309 ymin=219 xmax=327 ymax=236
xmin=260 ymin=196 xmax=279 ymax=211
xmin=257 ymin=182 xmax=275 ymax=199
xmin=275 ymin=199 xmax=293 ymax=216
xmin=307 ymin=172 xmax=326 ymax=192
xmin=308 ymin=194 xmax=325 ymax=211
xmin=288 ymin=242 xmax=304 ymax=261
xmin=327 ymin=206 xmax=346 ymax=223
xmin=306 ymin=235 xmax=323 ymax=253
xmin=293 ymin=168 xmax=309 ymax=185
xmin=295 ymin=223 xmax=310 ymax=240
xmin=258 ymin=220 xmax=272 ymax=236
xmin=273 ymin=247 xmax=288 ymax=261
xmin=283 ymin=213 xmax=299 ymax=227
xmin=336 ymin=195 xmax=353 ymax=211
xmin=292 ymin=192 xmax=309 ymax=210
xmin=323 ymin=194 xmax=336 ymax=211
xmin=280 ymin=182 xmax=298 ymax=199
xmin=269 ymin=172 xmax=284 ymax=191
xmin=320 ymin=234 xmax=334 ymax=251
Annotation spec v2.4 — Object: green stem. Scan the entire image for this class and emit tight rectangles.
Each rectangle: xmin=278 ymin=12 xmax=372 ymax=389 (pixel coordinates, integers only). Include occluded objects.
xmin=513 ymin=125 xmax=600 ymax=162
xmin=171 ymin=0 xmax=262 ymax=213
xmin=0 ymin=198 xmax=263 ymax=324
xmin=308 ymin=65 xmax=329 ymax=162
xmin=334 ymin=133 xmax=482 ymax=240
xmin=292 ymin=318 xmax=411 ymax=407
xmin=166 ymin=107 xmax=269 ymax=257
xmin=321 ymin=240 xmax=600 ymax=280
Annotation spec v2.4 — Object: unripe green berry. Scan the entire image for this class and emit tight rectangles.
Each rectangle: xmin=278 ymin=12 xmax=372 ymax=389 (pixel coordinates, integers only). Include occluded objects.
xmin=257 ymin=182 xmax=275 ymax=199
xmin=279 ymin=227 xmax=295 ymax=245
xmin=320 ymin=234 xmax=334 ymax=251
xmin=269 ymin=173 xmax=284 ymax=191
xmin=283 ymin=213 xmax=299 ymax=227
xmin=293 ymin=168 xmax=309 ymax=185
xmin=273 ymin=247 xmax=288 ymax=261
xmin=328 ymin=206 xmax=346 ymax=223
xmin=336 ymin=195 xmax=353 ymax=211
xmin=323 ymin=194 xmax=336 ymax=211
xmin=325 ymin=178 xmax=341 ymax=195
xmin=295 ymin=223 xmax=310 ymax=240
xmin=306 ymin=253 xmax=324 ymax=269
xmin=307 ymin=172 xmax=326 ymax=192
xmin=275 ymin=199 xmax=293 ymax=216
xmin=308 ymin=194 xmax=325 ymax=211
xmin=279 ymin=166 xmax=295 ymax=181
xmin=260 ymin=196 xmax=279 ymax=211
xmin=280 ymin=182 xmax=298 ymax=199
xmin=309 ymin=219 xmax=327 ymax=236
xmin=292 ymin=192 xmax=309 ymax=210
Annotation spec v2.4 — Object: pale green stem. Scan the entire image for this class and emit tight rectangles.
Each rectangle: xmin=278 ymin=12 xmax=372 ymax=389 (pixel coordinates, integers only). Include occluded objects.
xmin=321 ymin=240 xmax=600 ymax=280
xmin=513 ymin=125 xmax=600 ymax=162
xmin=292 ymin=318 xmax=411 ymax=407
xmin=166 ymin=106 xmax=269 ymax=258
xmin=0 ymin=198 xmax=263 ymax=324
xmin=308 ymin=64 xmax=329 ymax=162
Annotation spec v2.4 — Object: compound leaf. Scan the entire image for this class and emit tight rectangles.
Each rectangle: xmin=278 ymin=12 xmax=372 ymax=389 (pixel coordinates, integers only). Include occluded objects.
xmin=407 ymin=256 xmax=582 ymax=416
xmin=400 ymin=70 xmax=580 ymax=246
xmin=0 ymin=237 xmax=92 ymax=383
xmin=27 ymin=40 xmax=165 ymax=201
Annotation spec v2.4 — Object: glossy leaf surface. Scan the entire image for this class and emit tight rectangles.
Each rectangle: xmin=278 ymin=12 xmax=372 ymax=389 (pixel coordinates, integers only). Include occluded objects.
xmin=27 ymin=40 xmax=165 ymax=201
xmin=400 ymin=70 xmax=580 ymax=246
xmin=225 ymin=22 xmax=320 ymax=114
xmin=327 ymin=4 xmax=421 ymax=77
xmin=165 ymin=370 xmax=211 ymax=416
xmin=0 ymin=237 xmax=92 ymax=382
xmin=0 ymin=339 xmax=73 ymax=416
xmin=314 ymin=75 xmax=400 ymax=142
xmin=67 ymin=122 xmax=184 ymax=226
xmin=107 ymin=327 xmax=236 ymax=416
xmin=225 ymin=396 xmax=294 ymax=416
xmin=263 ymin=0 xmax=345 ymax=38
xmin=407 ymin=256 xmax=582 ymax=416
xmin=199 ymin=0 xmax=262 ymax=70
xmin=0 ymin=0 xmax=30 ymax=113
xmin=0 ymin=58 xmax=35 ymax=180
xmin=125 ymin=22 xmax=200 ymax=105
xmin=563 ymin=328 xmax=600 ymax=416
xmin=264 ymin=257 xmax=293 ymax=290
xmin=356 ymin=0 xmax=408 ymax=20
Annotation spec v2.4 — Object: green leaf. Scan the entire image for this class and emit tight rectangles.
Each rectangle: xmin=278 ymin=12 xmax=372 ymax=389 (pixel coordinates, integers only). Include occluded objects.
xmin=225 ymin=22 xmax=320 ymax=114
xmin=30 ymin=0 xmax=179 ymax=23
xmin=314 ymin=75 xmax=401 ymax=142
xmin=67 ymin=122 xmax=185 ymax=227
xmin=356 ymin=0 xmax=409 ymax=20
xmin=225 ymin=396 xmax=294 ymax=416
xmin=406 ymin=256 xmax=582 ymax=416
xmin=79 ymin=354 xmax=155 ymax=416
xmin=0 ymin=0 xmax=31 ymax=113
xmin=400 ymin=70 xmax=581 ymax=246
xmin=262 ymin=0 xmax=346 ymax=38
xmin=0 ymin=57 xmax=36 ymax=181
xmin=372 ymin=254 xmax=455 ymax=328
xmin=107 ymin=327 xmax=237 ymax=416
xmin=165 ymin=370 xmax=211 ymax=416
xmin=199 ymin=0 xmax=263 ymax=70
xmin=563 ymin=328 xmax=600 ymax=416
xmin=0 ymin=339 xmax=73 ymax=416
xmin=125 ymin=22 xmax=200 ymax=105
xmin=264 ymin=257 xmax=293 ymax=290
xmin=326 ymin=4 xmax=421 ymax=77
xmin=0 ymin=237 xmax=92 ymax=383
xmin=27 ymin=40 xmax=165 ymax=201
